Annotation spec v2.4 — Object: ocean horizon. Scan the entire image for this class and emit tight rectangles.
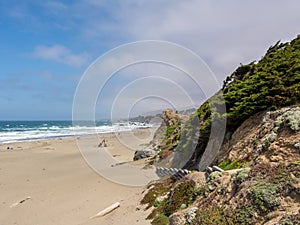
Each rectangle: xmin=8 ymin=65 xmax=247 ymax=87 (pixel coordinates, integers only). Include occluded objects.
xmin=0 ymin=120 xmax=153 ymax=144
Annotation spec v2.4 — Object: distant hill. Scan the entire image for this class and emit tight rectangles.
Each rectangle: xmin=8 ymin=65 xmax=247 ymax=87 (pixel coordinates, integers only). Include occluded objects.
xmin=127 ymin=107 xmax=196 ymax=124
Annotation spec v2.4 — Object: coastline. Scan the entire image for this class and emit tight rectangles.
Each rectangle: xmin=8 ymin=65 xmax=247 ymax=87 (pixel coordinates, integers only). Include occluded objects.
xmin=0 ymin=129 xmax=155 ymax=225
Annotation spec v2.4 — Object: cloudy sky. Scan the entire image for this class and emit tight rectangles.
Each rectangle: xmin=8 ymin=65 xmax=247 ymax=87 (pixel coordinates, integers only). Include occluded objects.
xmin=1 ymin=0 xmax=299 ymax=120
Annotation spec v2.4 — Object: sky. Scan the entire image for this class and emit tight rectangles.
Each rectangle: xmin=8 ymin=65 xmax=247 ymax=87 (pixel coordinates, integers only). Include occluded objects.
xmin=0 ymin=0 xmax=299 ymax=120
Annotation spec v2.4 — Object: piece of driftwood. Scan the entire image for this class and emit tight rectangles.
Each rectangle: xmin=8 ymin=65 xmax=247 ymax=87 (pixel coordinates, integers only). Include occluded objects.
xmin=10 ymin=196 xmax=31 ymax=208
xmin=90 ymin=202 xmax=120 ymax=219
xmin=212 ymin=165 xmax=224 ymax=173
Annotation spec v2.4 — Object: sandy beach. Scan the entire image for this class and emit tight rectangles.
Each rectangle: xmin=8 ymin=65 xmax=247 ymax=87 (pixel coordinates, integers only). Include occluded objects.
xmin=0 ymin=129 xmax=156 ymax=225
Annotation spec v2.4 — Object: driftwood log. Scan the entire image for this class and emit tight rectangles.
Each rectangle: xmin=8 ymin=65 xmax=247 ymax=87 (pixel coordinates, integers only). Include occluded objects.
xmin=90 ymin=202 xmax=120 ymax=219
xmin=10 ymin=196 xmax=31 ymax=208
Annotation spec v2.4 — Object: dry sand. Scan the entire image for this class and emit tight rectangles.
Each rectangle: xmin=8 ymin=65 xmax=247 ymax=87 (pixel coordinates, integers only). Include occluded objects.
xmin=0 ymin=129 xmax=157 ymax=225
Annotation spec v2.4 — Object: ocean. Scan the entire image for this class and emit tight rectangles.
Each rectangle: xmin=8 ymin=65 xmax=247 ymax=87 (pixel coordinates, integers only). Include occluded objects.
xmin=0 ymin=120 xmax=153 ymax=144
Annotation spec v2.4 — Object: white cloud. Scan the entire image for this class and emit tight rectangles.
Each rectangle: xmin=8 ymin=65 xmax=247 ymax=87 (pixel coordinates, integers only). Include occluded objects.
xmin=77 ymin=0 xmax=300 ymax=80
xmin=126 ymin=1 xmax=299 ymax=77
xmin=72 ymin=0 xmax=300 ymax=118
xmin=6 ymin=0 xmax=299 ymax=118
xmin=31 ymin=44 xmax=89 ymax=67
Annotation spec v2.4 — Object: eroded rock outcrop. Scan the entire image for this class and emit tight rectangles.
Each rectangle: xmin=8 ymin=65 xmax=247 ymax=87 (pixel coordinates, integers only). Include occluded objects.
xmin=217 ymin=106 xmax=300 ymax=166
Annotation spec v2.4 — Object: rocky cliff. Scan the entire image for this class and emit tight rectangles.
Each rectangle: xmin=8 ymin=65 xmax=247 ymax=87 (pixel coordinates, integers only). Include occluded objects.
xmin=217 ymin=106 xmax=300 ymax=165
xmin=141 ymin=35 xmax=300 ymax=224
xmin=153 ymin=34 xmax=300 ymax=171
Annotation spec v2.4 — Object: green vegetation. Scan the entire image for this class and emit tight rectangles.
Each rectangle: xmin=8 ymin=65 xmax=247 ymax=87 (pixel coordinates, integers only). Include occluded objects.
xmin=277 ymin=213 xmax=300 ymax=225
xmin=142 ymin=178 xmax=205 ymax=224
xmin=196 ymin=204 xmax=233 ymax=225
xmin=232 ymin=206 xmax=255 ymax=225
xmin=231 ymin=167 xmax=251 ymax=182
xmin=165 ymin=125 xmax=179 ymax=138
xmin=292 ymin=160 xmax=300 ymax=165
xmin=224 ymin=36 xmax=300 ymax=125
xmin=207 ymin=171 xmax=222 ymax=181
xmin=218 ymin=160 xmax=246 ymax=170
xmin=287 ymin=111 xmax=300 ymax=131
xmin=169 ymin=113 xmax=201 ymax=168
xmin=159 ymin=35 xmax=300 ymax=169
xmin=194 ymin=203 xmax=258 ymax=225
xmin=248 ymin=163 xmax=299 ymax=186
xmin=141 ymin=179 xmax=172 ymax=210
xmin=274 ymin=108 xmax=300 ymax=132
xmin=196 ymin=163 xmax=298 ymax=224
xmin=248 ymin=181 xmax=280 ymax=213
xmin=144 ymin=35 xmax=300 ymax=224
xmin=142 ymin=163 xmax=299 ymax=225
xmin=163 ymin=180 xmax=196 ymax=216
xmin=151 ymin=214 xmax=169 ymax=225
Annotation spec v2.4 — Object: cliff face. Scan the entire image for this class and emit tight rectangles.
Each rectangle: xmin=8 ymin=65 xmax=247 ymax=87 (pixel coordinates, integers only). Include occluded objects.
xmin=148 ymin=109 xmax=189 ymax=166
xmin=218 ymin=107 xmax=300 ymax=165
xmin=154 ymin=35 xmax=300 ymax=170
xmin=142 ymin=35 xmax=300 ymax=224
xmin=143 ymin=107 xmax=299 ymax=225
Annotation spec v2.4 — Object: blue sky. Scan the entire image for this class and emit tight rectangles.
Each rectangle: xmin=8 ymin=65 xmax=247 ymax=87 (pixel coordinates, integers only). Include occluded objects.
xmin=1 ymin=0 xmax=300 ymax=120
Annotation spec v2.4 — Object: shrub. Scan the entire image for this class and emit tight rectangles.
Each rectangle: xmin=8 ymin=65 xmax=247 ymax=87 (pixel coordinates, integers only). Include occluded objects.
xmin=248 ymin=181 xmax=280 ymax=213
xmin=286 ymin=111 xmax=300 ymax=131
xmin=163 ymin=180 xmax=196 ymax=216
xmin=196 ymin=204 xmax=234 ymax=225
xmin=276 ymin=213 xmax=300 ymax=225
xmin=152 ymin=214 xmax=169 ymax=225
xmin=166 ymin=125 xmax=179 ymax=137
xmin=141 ymin=179 xmax=172 ymax=210
xmin=208 ymin=171 xmax=222 ymax=181
xmin=231 ymin=167 xmax=250 ymax=182
xmin=232 ymin=206 xmax=255 ymax=225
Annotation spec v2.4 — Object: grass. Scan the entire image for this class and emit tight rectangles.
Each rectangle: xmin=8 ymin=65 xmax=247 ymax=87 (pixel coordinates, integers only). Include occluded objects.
xmin=218 ymin=160 xmax=246 ymax=170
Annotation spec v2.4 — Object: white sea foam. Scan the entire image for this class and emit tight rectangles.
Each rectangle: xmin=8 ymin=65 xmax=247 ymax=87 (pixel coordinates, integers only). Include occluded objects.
xmin=0 ymin=122 xmax=155 ymax=144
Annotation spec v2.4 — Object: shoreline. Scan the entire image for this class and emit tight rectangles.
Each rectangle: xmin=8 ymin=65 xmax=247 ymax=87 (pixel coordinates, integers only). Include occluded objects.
xmin=0 ymin=129 xmax=154 ymax=225
xmin=0 ymin=127 xmax=156 ymax=146
xmin=0 ymin=119 xmax=159 ymax=145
